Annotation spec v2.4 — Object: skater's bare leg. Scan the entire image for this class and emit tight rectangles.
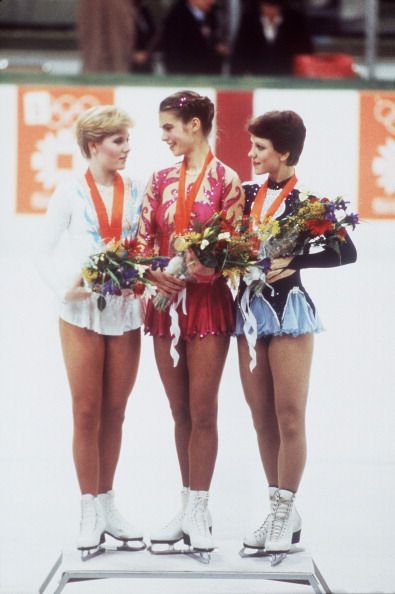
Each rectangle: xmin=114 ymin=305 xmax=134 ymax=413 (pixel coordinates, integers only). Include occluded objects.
xmin=99 ymin=329 xmax=141 ymax=493
xmin=59 ymin=319 xmax=104 ymax=495
xmin=269 ymin=333 xmax=314 ymax=492
xmin=154 ymin=337 xmax=190 ymax=486
xmin=187 ymin=335 xmax=230 ymax=490
xmin=237 ymin=335 xmax=280 ymax=486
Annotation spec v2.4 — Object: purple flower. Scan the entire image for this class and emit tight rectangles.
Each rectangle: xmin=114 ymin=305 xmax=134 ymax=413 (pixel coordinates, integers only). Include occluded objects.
xmin=256 ymin=257 xmax=272 ymax=273
xmin=151 ymin=256 xmax=170 ymax=271
xmin=334 ymin=198 xmax=349 ymax=211
xmin=102 ymin=280 xmax=121 ymax=296
xmin=344 ymin=213 xmax=359 ymax=229
xmin=123 ymin=267 xmax=139 ymax=280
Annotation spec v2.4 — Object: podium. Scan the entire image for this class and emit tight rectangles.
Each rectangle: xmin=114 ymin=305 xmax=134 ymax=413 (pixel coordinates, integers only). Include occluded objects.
xmin=40 ymin=540 xmax=331 ymax=594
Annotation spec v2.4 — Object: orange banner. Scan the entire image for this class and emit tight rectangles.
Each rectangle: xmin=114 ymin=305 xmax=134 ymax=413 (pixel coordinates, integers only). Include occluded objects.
xmin=16 ymin=86 xmax=114 ymax=214
xmin=359 ymin=91 xmax=395 ymax=219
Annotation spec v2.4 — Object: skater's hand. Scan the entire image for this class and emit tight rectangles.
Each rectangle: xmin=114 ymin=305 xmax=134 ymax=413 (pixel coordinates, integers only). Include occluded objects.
xmin=266 ymin=257 xmax=296 ymax=283
xmin=148 ymin=268 xmax=186 ymax=297
xmin=64 ymin=276 xmax=92 ymax=302
xmin=185 ymin=248 xmax=216 ymax=281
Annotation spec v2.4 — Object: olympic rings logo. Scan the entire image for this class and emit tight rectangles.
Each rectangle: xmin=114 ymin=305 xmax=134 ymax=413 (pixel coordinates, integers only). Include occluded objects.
xmin=374 ymin=97 xmax=395 ymax=136
xmin=48 ymin=94 xmax=102 ymax=130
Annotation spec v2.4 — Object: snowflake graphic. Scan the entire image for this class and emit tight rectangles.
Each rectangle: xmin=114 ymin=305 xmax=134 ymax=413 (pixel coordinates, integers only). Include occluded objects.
xmin=372 ymin=137 xmax=395 ymax=195
xmin=31 ymin=128 xmax=85 ymax=190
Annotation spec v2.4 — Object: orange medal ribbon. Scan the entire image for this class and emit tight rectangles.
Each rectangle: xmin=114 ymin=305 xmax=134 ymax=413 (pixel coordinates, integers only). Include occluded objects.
xmin=85 ymin=169 xmax=124 ymax=243
xmin=175 ymin=150 xmax=214 ymax=234
xmin=251 ymin=175 xmax=298 ymax=224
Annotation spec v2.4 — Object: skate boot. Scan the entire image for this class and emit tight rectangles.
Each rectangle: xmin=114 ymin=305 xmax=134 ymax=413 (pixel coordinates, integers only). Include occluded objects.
xmin=240 ymin=486 xmax=277 ymax=556
xmin=149 ymin=487 xmax=189 ymax=554
xmin=242 ymin=486 xmax=277 ymax=550
xmin=265 ymin=488 xmax=302 ymax=566
xmin=182 ymin=490 xmax=214 ymax=562
xmin=98 ymin=490 xmax=145 ymax=551
xmin=77 ymin=494 xmax=105 ymax=561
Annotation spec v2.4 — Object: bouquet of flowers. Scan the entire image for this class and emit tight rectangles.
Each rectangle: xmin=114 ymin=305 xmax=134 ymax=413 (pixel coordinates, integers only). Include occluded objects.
xmin=242 ymin=194 xmax=359 ymax=297
xmin=81 ymin=238 xmax=154 ymax=310
xmin=256 ymin=194 xmax=359 ymax=261
xmin=152 ymin=211 xmax=270 ymax=311
xmin=151 ymin=253 xmax=187 ymax=311
xmin=240 ymin=194 xmax=359 ymax=371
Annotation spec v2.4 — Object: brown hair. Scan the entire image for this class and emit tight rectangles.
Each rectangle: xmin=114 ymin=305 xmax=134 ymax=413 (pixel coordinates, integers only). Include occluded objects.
xmin=159 ymin=90 xmax=215 ymax=136
xmin=76 ymin=105 xmax=134 ymax=158
xmin=248 ymin=110 xmax=306 ymax=165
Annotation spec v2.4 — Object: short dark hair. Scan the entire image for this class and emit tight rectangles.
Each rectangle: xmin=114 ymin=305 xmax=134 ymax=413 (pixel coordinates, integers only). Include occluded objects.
xmin=248 ymin=110 xmax=306 ymax=166
xmin=159 ymin=90 xmax=215 ymax=136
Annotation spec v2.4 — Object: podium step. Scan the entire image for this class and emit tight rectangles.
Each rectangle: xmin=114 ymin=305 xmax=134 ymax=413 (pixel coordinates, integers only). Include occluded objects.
xmin=40 ymin=539 xmax=331 ymax=594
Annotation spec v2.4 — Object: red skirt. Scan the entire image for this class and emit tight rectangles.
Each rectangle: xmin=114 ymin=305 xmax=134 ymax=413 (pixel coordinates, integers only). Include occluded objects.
xmin=144 ymin=277 xmax=235 ymax=339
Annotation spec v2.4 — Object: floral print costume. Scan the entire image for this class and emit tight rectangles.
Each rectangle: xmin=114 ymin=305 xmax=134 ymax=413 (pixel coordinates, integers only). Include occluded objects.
xmin=138 ymin=157 xmax=245 ymax=339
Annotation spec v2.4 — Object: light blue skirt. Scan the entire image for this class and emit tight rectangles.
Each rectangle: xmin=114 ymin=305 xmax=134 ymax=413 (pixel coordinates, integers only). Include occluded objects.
xmin=235 ymin=287 xmax=324 ymax=338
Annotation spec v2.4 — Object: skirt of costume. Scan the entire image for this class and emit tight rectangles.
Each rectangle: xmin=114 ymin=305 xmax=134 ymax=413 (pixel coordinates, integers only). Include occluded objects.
xmin=145 ymin=276 xmax=235 ymax=340
xmin=60 ymin=293 xmax=143 ymax=335
xmin=235 ymin=277 xmax=324 ymax=370
xmin=235 ymin=286 xmax=324 ymax=338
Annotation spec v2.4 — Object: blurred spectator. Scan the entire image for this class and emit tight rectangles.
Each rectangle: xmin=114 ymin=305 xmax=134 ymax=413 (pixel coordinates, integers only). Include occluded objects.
xmin=231 ymin=0 xmax=313 ymax=76
xmin=160 ymin=0 xmax=229 ymax=75
xmin=77 ymin=0 xmax=136 ymax=73
xmin=131 ymin=0 xmax=157 ymax=73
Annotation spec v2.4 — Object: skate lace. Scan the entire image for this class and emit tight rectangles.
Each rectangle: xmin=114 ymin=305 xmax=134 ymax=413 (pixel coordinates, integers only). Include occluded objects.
xmin=252 ymin=513 xmax=271 ymax=538
xmin=269 ymin=497 xmax=293 ymax=541
xmin=190 ymin=496 xmax=209 ymax=536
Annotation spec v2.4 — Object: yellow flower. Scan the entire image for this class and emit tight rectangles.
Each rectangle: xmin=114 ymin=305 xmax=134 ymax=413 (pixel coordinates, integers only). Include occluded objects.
xmin=81 ymin=268 xmax=99 ymax=283
xmin=222 ymin=268 xmax=240 ymax=289
xmin=257 ymin=218 xmax=280 ymax=241
xmin=173 ymin=236 xmax=188 ymax=252
xmin=185 ymin=232 xmax=201 ymax=242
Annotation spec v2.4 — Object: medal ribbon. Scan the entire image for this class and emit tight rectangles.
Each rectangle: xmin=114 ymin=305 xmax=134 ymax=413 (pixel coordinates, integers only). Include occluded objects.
xmin=175 ymin=150 xmax=214 ymax=234
xmin=85 ymin=168 xmax=124 ymax=243
xmin=251 ymin=175 xmax=297 ymax=224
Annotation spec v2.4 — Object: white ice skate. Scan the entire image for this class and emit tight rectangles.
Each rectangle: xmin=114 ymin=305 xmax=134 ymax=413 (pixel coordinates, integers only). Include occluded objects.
xmin=182 ymin=490 xmax=214 ymax=564
xmin=239 ymin=512 xmax=273 ymax=558
xmin=265 ymin=489 xmax=302 ymax=566
xmin=148 ymin=487 xmax=189 ymax=555
xmin=77 ymin=494 xmax=106 ymax=561
xmin=98 ymin=490 xmax=146 ymax=552
xmin=240 ymin=487 xmax=301 ymax=560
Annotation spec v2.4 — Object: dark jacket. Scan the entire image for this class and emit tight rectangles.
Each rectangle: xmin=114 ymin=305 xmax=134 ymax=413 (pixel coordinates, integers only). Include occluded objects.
xmin=160 ymin=0 xmax=224 ymax=74
xmin=231 ymin=6 xmax=313 ymax=76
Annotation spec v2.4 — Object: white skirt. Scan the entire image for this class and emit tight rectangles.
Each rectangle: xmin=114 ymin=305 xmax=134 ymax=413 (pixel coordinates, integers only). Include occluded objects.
xmin=60 ymin=293 xmax=143 ymax=335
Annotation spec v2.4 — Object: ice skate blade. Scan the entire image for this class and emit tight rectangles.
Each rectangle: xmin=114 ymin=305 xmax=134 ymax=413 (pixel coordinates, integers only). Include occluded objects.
xmin=79 ymin=546 xmax=105 ymax=562
xmin=112 ymin=540 xmax=146 ymax=552
xmin=270 ymin=552 xmax=288 ymax=566
xmin=239 ymin=546 xmax=268 ymax=559
xmin=240 ymin=544 xmax=304 ymax=562
xmin=103 ymin=532 xmax=147 ymax=552
xmin=185 ymin=549 xmax=212 ymax=564
xmin=148 ymin=543 xmax=212 ymax=563
xmin=148 ymin=543 xmax=186 ymax=555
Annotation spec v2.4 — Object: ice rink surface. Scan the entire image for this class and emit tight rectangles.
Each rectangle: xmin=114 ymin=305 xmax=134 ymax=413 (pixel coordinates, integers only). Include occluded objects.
xmin=0 ymin=219 xmax=394 ymax=593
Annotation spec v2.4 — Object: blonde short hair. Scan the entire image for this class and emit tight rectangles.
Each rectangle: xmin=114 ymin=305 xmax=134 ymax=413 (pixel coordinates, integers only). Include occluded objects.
xmin=76 ymin=105 xmax=134 ymax=158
